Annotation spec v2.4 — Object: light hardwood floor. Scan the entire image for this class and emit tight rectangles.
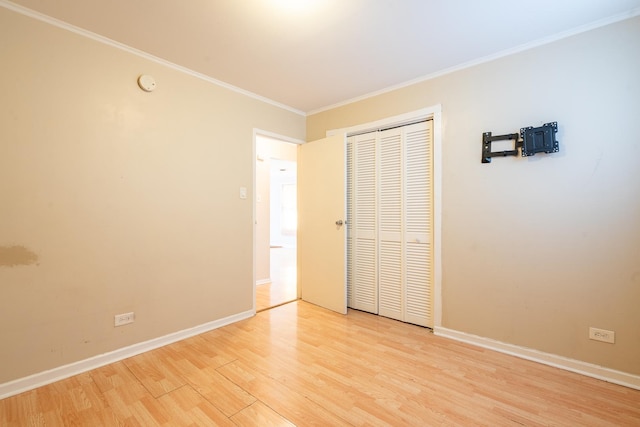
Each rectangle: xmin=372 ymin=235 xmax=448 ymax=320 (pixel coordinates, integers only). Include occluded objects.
xmin=2 ymin=301 xmax=639 ymax=426
xmin=256 ymin=247 xmax=297 ymax=312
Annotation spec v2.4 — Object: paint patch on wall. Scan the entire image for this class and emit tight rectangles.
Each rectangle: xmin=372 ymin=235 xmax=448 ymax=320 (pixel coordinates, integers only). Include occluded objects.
xmin=0 ymin=246 xmax=39 ymax=267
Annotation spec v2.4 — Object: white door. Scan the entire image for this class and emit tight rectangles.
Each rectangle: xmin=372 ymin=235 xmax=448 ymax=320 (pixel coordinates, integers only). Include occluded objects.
xmin=347 ymin=121 xmax=434 ymax=327
xmin=402 ymin=122 xmax=433 ymax=327
xmin=347 ymin=132 xmax=378 ymax=313
xmin=377 ymin=128 xmax=403 ymax=320
xmin=297 ymin=134 xmax=347 ymax=314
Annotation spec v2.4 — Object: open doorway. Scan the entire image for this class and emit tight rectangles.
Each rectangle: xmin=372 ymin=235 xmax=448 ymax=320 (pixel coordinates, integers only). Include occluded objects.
xmin=255 ymin=135 xmax=298 ymax=311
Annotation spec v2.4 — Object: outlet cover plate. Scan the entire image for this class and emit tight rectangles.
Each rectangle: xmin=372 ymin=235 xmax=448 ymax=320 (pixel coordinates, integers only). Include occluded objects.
xmin=589 ymin=327 xmax=615 ymax=343
xmin=115 ymin=312 xmax=135 ymax=327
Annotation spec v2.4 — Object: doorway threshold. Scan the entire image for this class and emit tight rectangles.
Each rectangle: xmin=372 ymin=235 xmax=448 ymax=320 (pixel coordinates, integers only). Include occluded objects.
xmin=256 ymin=298 xmax=299 ymax=313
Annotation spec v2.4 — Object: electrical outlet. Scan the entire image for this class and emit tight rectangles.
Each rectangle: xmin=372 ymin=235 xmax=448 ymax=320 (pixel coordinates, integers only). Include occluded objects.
xmin=589 ymin=327 xmax=615 ymax=344
xmin=114 ymin=312 xmax=135 ymax=327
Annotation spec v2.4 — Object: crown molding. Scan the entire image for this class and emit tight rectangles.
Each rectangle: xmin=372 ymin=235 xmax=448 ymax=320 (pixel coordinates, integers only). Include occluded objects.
xmin=307 ymin=7 xmax=640 ymax=116
xmin=0 ymin=0 xmax=305 ymax=117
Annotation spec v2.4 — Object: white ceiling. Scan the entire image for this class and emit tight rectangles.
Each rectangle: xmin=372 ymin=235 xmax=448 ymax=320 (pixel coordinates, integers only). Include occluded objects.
xmin=6 ymin=0 xmax=640 ymax=114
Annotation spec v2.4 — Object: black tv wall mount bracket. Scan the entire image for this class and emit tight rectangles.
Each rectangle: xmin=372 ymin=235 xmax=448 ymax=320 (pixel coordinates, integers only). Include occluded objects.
xmin=482 ymin=121 xmax=558 ymax=163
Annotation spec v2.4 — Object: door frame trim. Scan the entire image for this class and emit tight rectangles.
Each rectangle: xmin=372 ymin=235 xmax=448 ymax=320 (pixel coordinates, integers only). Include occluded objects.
xmin=326 ymin=105 xmax=443 ymax=327
xmin=252 ymin=129 xmax=304 ymax=314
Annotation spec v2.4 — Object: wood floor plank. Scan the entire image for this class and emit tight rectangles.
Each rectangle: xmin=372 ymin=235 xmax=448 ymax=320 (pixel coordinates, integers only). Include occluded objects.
xmin=168 ymin=335 xmax=237 ymax=371
xmin=123 ymin=345 xmax=189 ymax=398
xmin=217 ymin=359 xmax=352 ymax=427
xmin=156 ymin=385 xmax=237 ymax=426
xmin=185 ymin=365 xmax=256 ymax=417
xmin=230 ymin=401 xmax=295 ymax=427
xmin=93 ymin=363 xmax=158 ymax=423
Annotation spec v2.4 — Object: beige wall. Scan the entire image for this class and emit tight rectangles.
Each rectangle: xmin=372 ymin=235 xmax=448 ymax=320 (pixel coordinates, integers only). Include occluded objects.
xmin=255 ymin=136 xmax=298 ymax=282
xmin=0 ymin=7 xmax=305 ymax=383
xmin=308 ymin=17 xmax=640 ymax=375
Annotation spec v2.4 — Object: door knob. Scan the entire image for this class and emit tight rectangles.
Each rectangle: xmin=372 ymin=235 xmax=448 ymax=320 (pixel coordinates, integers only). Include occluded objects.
xmin=335 ymin=220 xmax=344 ymax=226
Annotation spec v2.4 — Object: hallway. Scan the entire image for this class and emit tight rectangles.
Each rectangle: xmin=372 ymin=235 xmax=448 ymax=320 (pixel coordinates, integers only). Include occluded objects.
xmin=256 ymin=247 xmax=296 ymax=311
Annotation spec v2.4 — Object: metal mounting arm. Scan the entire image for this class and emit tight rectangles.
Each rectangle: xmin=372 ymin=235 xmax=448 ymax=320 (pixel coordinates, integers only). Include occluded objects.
xmin=481 ymin=132 xmax=521 ymax=163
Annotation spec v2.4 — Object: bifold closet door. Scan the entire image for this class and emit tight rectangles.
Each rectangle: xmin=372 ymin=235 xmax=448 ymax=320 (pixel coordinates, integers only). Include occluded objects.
xmin=377 ymin=128 xmax=403 ymax=320
xmin=402 ymin=121 xmax=433 ymax=327
xmin=377 ymin=121 xmax=433 ymax=327
xmin=377 ymin=121 xmax=433 ymax=326
xmin=347 ymin=132 xmax=378 ymax=313
xmin=347 ymin=120 xmax=433 ymax=328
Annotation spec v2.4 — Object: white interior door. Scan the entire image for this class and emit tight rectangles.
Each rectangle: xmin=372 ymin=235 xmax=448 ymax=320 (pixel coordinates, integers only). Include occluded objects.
xmin=298 ymin=134 xmax=347 ymax=314
xmin=377 ymin=128 xmax=403 ymax=320
xmin=347 ymin=121 xmax=433 ymax=327
xmin=348 ymin=132 xmax=378 ymax=313
xmin=403 ymin=121 xmax=433 ymax=327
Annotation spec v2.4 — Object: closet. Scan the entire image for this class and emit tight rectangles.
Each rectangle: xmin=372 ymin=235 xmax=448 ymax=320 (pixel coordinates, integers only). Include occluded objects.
xmin=347 ymin=120 xmax=433 ymax=327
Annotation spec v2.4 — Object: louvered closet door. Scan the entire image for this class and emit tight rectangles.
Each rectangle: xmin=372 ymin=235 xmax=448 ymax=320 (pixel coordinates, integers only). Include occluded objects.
xmin=347 ymin=120 xmax=433 ymax=327
xmin=403 ymin=121 xmax=433 ymax=327
xmin=349 ymin=132 xmax=377 ymax=313
xmin=346 ymin=138 xmax=354 ymax=308
xmin=377 ymin=128 xmax=403 ymax=321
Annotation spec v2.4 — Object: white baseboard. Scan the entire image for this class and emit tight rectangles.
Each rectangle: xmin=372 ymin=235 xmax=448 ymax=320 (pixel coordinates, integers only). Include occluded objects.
xmin=256 ymin=278 xmax=271 ymax=286
xmin=434 ymin=326 xmax=640 ymax=390
xmin=0 ymin=309 xmax=254 ymax=400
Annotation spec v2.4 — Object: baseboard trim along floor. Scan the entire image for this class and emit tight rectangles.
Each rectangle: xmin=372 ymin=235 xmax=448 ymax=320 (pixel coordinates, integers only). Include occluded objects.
xmin=0 ymin=309 xmax=254 ymax=400
xmin=434 ymin=326 xmax=640 ymax=390
xmin=3 ymin=313 xmax=637 ymax=400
